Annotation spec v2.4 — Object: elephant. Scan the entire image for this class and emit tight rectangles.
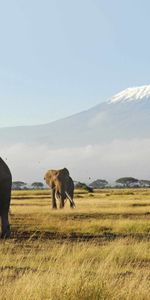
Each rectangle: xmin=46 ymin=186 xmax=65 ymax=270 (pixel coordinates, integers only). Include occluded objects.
xmin=0 ymin=158 xmax=12 ymax=238
xmin=44 ymin=168 xmax=75 ymax=209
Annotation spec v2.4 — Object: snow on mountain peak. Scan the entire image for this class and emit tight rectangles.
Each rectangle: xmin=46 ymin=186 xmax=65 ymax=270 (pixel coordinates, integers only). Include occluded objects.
xmin=109 ymin=85 xmax=150 ymax=104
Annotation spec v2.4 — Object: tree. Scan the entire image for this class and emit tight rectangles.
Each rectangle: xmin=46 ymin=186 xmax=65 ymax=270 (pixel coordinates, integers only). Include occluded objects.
xmin=139 ymin=180 xmax=150 ymax=187
xmin=116 ymin=177 xmax=139 ymax=187
xmin=31 ymin=182 xmax=44 ymax=189
xmin=90 ymin=179 xmax=108 ymax=189
xmin=75 ymin=182 xmax=93 ymax=192
xmin=12 ymin=181 xmax=27 ymax=190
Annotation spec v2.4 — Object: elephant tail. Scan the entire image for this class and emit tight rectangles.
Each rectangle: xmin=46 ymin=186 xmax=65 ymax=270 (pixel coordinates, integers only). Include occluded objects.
xmin=65 ymin=192 xmax=76 ymax=208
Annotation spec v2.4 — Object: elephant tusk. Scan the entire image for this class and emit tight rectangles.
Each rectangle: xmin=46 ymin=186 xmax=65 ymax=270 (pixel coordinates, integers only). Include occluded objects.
xmin=65 ymin=192 xmax=76 ymax=208
xmin=55 ymin=192 xmax=60 ymax=202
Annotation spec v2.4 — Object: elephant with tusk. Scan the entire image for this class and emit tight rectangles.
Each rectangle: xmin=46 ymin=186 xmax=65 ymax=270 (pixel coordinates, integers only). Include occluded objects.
xmin=0 ymin=158 xmax=12 ymax=238
xmin=44 ymin=168 xmax=75 ymax=209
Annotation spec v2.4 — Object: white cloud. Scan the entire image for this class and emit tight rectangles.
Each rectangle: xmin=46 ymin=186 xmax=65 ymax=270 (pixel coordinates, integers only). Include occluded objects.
xmin=1 ymin=138 xmax=150 ymax=183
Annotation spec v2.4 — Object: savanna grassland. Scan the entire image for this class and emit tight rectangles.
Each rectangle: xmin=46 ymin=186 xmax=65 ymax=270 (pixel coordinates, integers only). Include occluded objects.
xmin=1 ymin=189 xmax=150 ymax=300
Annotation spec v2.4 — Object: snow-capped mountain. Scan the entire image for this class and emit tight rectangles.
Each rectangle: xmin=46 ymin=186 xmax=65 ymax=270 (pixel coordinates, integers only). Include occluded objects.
xmin=1 ymin=85 xmax=150 ymax=148
xmin=109 ymin=85 xmax=150 ymax=103
xmin=1 ymin=84 xmax=150 ymax=181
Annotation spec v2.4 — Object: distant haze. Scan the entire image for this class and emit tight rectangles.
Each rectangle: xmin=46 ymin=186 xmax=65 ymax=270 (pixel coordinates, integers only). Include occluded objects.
xmin=1 ymin=85 xmax=150 ymax=183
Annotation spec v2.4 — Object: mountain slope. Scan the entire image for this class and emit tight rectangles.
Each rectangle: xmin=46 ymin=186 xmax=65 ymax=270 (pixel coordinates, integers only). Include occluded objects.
xmin=1 ymin=84 xmax=150 ymax=181
xmin=1 ymin=85 xmax=150 ymax=148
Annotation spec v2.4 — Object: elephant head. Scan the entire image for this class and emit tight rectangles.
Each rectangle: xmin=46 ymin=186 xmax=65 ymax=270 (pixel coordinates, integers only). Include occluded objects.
xmin=44 ymin=168 xmax=75 ymax=209
xmin=44 ymin=168 xmax=69 ymax=189
xmin=0 ymin=158 xmax=12 ymax=238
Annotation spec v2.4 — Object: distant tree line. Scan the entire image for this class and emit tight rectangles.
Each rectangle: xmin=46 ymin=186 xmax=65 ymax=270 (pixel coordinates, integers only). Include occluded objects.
xmin=115 ymin=177 xmax=150 ymax=188
xmin=12 ymin=177 xmax=150 ymax=190
xmin=12 ymin=181 xmax=44 ymax=190
xmin=76 ymin=177 xmax=150 ymax=190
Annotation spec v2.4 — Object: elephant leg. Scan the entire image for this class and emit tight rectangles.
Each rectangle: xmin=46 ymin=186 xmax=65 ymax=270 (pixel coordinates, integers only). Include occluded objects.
xmin=70 ymin=201 xmax=74 ymax=208
xmin=51 ymin=188 xmax=57 ymax=209
xmin=69 ymin=198 xmax=75 ymax=208
xmin=59 ymin=195 xmax=65 ymax=209
xmin=0 ymin=186 xmax=11 ymax=239
xmin=1 ymin=211 xmax=10 ymax=239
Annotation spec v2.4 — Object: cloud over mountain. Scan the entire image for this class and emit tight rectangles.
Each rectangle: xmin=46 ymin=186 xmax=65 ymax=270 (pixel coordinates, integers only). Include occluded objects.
xmin=1 ymin=85 xmax=150 ymax=182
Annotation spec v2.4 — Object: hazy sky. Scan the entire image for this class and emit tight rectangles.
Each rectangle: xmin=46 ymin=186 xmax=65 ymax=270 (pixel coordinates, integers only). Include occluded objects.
xmin=0 ymin=0 xmax=150 ymax=127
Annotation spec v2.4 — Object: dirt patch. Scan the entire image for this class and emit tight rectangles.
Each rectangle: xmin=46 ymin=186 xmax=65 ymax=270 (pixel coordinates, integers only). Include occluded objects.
xmin=60 ymin=212 xmax=150 ymax=220
xmin=9 ymin=230 xmax=150 ymax=243
xmin=132 ymin=204 xmax=150 ymax=207
xmin=116 ymin=271 xmax=133 ymax=279
xmin=12 ymin=196 xmax=50 ymax=200
xmin=11 ymin=203 xmax=48 ymax=206
xmin=0 ymin=266 xmax=37 ymax=274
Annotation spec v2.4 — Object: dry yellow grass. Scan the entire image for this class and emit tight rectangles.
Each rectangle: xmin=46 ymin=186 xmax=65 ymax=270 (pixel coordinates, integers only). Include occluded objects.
xmin=1 ymin=188 xmax=150 ymax=299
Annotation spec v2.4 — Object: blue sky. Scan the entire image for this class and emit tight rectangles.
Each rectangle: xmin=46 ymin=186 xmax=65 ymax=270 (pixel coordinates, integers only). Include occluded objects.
xmin=0 ymin=0 xmax=150 ymax=127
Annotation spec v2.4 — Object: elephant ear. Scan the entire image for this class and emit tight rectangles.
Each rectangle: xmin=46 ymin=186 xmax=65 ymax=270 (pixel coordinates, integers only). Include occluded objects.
xmin=44 ymin=170 xmax=51 ymax=185
xmin=44 ymin=170 xmax=59 ymax=186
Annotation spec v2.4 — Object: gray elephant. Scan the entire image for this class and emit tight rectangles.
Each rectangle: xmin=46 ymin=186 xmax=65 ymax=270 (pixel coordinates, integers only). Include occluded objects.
xmin=0 ymin=158 xmax=12 ymax=238
xmin=44 ymin=168 xmax=75 ymax=209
